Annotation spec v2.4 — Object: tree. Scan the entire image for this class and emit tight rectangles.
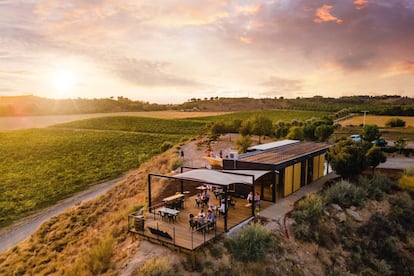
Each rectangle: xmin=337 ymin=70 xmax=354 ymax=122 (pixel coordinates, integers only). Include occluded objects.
xmin=239 ymin=119 xmax=253 ymax=136
xmin=314 ymin=125 xmax=334 ymax=142
xmin=286 ymin=126 xmax=304 ymax=140
xmin=366 ymin=146 xmax=386 ymax=173
xmin=210 ymin=121 xmax=227 ymax=140
xmin=251 ymin=115 xmax=273 ymax=143
xmin=394 ymin=137 xmax=407 ymax=154
xmin=360 ymin=124 xmax=381 ymax=142
xmin=385 ymin=118 xmax=406 ymax=127
xmin=236 ymin=135 xmax=252 ymax=153
xmin=328 ymin=139 xmax=367 ymax=179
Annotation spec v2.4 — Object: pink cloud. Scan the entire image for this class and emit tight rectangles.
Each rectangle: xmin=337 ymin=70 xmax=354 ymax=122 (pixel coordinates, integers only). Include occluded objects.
xmin=354 ymin=0 xmax=368 ymax=10
xmin=314 ymin=5 xmax=343 ymax=24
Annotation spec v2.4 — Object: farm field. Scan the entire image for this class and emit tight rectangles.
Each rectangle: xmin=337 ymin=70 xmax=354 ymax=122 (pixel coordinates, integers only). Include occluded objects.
xmin=194 ymin=109 xmax=331 ymax=122
xmin=339 ymin=115 xmax=414 ymax=127
xmin=0 ymin=111 xmax=228 ymax=131
xmin=0 ymin=128 xmax=185 ymax=227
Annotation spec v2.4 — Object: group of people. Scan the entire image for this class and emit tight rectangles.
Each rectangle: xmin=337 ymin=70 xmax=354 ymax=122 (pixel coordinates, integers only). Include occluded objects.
xmin=246 ymin=191 xmax=261 ymax=207
xmin=195 ymin=190 xmax=210 ymax=207
xmin=189 ymin=208 xmax=216 ymax=231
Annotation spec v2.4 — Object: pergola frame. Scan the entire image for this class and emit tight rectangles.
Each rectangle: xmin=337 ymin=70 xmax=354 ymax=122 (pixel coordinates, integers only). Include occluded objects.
xmin=148 ymin=167 xmax=268 ymax=232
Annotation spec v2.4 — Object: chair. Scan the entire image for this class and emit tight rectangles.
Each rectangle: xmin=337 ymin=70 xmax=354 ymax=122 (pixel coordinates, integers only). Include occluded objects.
xmin=189 ymin=214 xmax=196 ymax=230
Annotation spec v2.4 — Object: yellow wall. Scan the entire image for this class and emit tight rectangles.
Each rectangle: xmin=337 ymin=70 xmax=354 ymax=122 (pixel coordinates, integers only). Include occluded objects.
xmin=293 ymin=163 xmax=301 ymax=192
xmin=284 ymin=166 xmax=293 ymax=196
xmin=319 ymin=154 xmax=325 ymax=178
xmin=312 ymin=154 xmax=325 ymax=181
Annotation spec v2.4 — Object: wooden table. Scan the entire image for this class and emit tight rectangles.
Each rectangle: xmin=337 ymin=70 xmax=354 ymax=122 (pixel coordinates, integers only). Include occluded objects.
xmin=157 ymin=207 xmax=180 ymax=222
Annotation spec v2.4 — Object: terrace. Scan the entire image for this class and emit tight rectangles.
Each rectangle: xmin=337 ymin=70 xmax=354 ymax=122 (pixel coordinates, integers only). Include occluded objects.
xmin=128 ymin=168 xmax=272 ymax=251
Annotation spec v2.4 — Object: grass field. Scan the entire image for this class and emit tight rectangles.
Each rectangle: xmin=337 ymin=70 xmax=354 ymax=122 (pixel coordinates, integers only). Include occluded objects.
xmin=340 ymin=115 xmax=414 ymax=127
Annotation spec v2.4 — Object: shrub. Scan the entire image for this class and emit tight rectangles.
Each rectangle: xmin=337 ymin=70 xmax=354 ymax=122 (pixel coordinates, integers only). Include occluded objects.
xmin=385 ymin=118 xmax=406 ymax=127
xmin=224 ymin=224 xmax=274 ymax=262
xmin=291 ymin=194 xmax=324 ymax=224
xmin=169 ymin=157 xmax=183 ymax=171
xmin=324 ymin=180 xmax=366 ymax=208
xmin=399 ymin=168 xmax=414 ymax=193
xmin=235 ymin=135 xmax=252 ymax=153
xmin=291 ymin=194 xmax=324 ymax=242
xmin=160 ymin=141 xmax=174 ymax=152
xmin=139 ymin=257 xmax=176 ymax=276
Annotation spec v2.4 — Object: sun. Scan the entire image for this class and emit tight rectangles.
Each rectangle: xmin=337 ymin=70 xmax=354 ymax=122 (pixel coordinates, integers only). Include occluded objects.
xmin=52 ymin=70 xmax=77 ymax=96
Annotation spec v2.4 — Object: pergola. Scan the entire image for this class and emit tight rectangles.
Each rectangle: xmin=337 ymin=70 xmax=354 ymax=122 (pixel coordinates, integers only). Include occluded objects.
xmin=148 ymin=168 xmax=270 ymax=232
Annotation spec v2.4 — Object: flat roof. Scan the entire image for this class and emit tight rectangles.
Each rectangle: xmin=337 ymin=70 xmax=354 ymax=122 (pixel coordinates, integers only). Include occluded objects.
xmin=240 ymin=142 xmax=330 ymax=165
xmin=173 ymin=169 xmax=270 ymax=186
xmin=247 ymin=139 xmax=299 ymax=151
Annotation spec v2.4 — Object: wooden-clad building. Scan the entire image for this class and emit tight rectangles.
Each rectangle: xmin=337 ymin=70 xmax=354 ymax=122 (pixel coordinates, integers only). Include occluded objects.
xmin=223 ymin=140 xmax=330 ymax=201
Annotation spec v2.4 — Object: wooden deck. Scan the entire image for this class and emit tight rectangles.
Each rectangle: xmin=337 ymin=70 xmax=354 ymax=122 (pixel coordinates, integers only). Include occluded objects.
xmin=128 ymin=193 xmax=272 ymax=251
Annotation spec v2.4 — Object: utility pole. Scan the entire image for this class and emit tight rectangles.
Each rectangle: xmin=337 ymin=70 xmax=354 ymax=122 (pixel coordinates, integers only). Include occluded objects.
xmin=362 ymin=110 xmax=369 ymax=126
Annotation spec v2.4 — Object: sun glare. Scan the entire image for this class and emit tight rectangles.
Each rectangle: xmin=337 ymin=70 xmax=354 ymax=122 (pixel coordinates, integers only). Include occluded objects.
xmin=52 ymin=70 xmax=77 ymax=96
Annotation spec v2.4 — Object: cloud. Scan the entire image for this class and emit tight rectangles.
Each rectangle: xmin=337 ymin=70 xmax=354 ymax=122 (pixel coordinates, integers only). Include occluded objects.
xmin=314 ymin=5 xmax=343 ymax=24
xmin=384 ymin=60 xmax=414 ymax=77
xmin=260 ymin=76 xmax=303 ymax=96
xmin=354 ymin=0 xmax=368 ymax=10
xmin=109 ymin=58 xmax=202 ymax=87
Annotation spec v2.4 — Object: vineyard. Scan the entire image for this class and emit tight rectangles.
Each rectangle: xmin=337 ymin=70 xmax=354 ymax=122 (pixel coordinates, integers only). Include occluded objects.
xmin=0 ymin=128 xmax=184 ymax=227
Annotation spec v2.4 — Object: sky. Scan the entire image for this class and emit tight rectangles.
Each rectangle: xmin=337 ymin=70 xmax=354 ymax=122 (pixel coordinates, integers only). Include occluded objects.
xmin=0 ymin=0 xmax=413 ymax=104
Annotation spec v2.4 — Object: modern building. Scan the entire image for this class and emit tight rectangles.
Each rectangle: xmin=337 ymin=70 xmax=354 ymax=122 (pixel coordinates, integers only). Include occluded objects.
xmin=223 ymin=140 xmax=330 ymax=202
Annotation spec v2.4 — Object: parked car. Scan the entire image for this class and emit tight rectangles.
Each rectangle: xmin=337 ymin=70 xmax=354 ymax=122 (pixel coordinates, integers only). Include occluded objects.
xmin=372 ymin=139 xmax=388 ymax=147
xmin=350 ymin=134 xmax=362 ymax=142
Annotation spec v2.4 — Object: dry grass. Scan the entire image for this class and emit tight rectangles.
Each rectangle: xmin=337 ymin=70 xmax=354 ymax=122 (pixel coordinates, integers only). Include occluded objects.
xmin=340 ymin=115 xmax=414 ymax=127
xmin=0 ymin=146 xmax=183 ymax=275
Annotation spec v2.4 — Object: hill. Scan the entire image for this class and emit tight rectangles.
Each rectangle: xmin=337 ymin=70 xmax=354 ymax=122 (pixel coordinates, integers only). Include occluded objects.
xmin=1 ymin=95 xmax=414 ymax=116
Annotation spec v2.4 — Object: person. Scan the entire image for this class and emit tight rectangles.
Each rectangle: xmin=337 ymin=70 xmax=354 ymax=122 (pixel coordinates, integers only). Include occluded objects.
xmin=254 ymin=192 xmax=261 ymax=207
xmin=218 ymin=199 xmax=226 ymax=216
xmin=198 ymin=209 xmax=206 ymax=219
xmin=207 ymin=209 xmax=216 ymax=223
xmin=246 ymin=192 xmax=253 ymax=204
xmin=219 ymin=149 xmax=223 ymax=158
xmin=203 ymin=190 xmax=210 ymax=206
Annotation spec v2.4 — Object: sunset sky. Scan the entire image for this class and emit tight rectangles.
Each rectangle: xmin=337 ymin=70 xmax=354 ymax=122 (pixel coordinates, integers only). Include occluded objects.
xmin=1 ymin=0 xmax=413 ymax=103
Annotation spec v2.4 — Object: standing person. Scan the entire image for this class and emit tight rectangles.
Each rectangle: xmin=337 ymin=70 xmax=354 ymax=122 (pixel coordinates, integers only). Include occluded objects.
xmin=247 ymin=192 xmax=253 ymax=204
xmin=254 ymin=192 xmax=261 ymax=207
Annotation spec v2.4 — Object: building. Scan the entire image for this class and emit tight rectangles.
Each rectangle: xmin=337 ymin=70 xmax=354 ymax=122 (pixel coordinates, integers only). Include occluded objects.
xmin=223 ymin=139 xmax=330 ymax=202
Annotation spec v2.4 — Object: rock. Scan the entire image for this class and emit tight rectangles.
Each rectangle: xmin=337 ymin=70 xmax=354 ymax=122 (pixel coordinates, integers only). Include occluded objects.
xmin=345 ymin=209 xmax=363 ymax=222
xmin=334 ymin=212 xmax=346 ymax=222
xmin=350 ymin=206 xmax=357 ymax=211
xmin=323 ymin=210 xmax=330 ymax=217
xmin=331 ymin=203 xmax=343 ymax=212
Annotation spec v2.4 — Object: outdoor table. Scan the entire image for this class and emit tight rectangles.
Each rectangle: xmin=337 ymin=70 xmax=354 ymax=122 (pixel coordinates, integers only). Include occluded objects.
xmin=162 ymin=193 xmax=184 ymax=202
xmin=157 ymin=207 xmax=180 ymax=222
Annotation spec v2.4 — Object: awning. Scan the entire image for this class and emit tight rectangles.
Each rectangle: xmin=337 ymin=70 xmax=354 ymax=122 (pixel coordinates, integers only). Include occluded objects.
xmin=173 ymin=169 xmax=271 ymax=186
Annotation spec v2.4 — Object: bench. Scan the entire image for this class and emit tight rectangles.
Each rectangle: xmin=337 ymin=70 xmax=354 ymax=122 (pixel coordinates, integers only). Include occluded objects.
xmin=147 ymin=226 xmax=173 ymax=240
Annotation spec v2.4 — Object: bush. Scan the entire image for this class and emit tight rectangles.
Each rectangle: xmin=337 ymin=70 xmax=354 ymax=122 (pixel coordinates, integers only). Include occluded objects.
xmin=399 ymin=168 xmax=414 ymax=193
xmin=385 ymin=117 xmax=406 ymax=127
xmin=224 ymin=224 xmax=274 ymax=262
xmin=139 ymin=257 xmax=176 ymax=276
xmin=324 ymin=180 xmax=366 ymax=208
xmin=160 ymin=141 xmax=174 ymax=152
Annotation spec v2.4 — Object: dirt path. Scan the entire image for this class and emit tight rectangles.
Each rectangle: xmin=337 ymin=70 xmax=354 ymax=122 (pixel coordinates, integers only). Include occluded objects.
xmin=0 ymin=175 xmax=126 ymax=253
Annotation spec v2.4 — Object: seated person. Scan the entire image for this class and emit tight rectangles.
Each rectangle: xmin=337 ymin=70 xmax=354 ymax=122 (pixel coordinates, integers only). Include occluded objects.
xmin=203 ymin=191 xmax=210 ymax=205
xmin=198 ymin=209 xmax=206 ymax=219
xmin=195 ymin=194 xmax=202 ymax=207
xmin=207 ymin=209 xmax=216 ymax=223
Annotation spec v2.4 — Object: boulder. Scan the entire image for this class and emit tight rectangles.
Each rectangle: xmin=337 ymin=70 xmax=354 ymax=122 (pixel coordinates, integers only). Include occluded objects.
xmin=345 ymin=209 xmax=363 ymax=222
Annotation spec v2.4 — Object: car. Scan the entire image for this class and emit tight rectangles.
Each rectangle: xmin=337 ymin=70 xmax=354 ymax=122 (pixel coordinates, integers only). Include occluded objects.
xmin=350 ymin=134 xmax=362 ymax=142
xmin=372 ymin=139 xmax=388 ymax=147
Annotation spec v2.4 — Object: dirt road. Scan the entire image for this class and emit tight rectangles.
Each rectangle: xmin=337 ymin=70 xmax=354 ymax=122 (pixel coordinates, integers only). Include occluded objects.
xmin=0 ymin=175 xmax=125 ymax=253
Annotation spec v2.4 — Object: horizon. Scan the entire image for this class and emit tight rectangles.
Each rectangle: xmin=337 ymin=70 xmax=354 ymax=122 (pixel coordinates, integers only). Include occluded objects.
xmin=1 ymin=1 xmax=413 ymax=104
